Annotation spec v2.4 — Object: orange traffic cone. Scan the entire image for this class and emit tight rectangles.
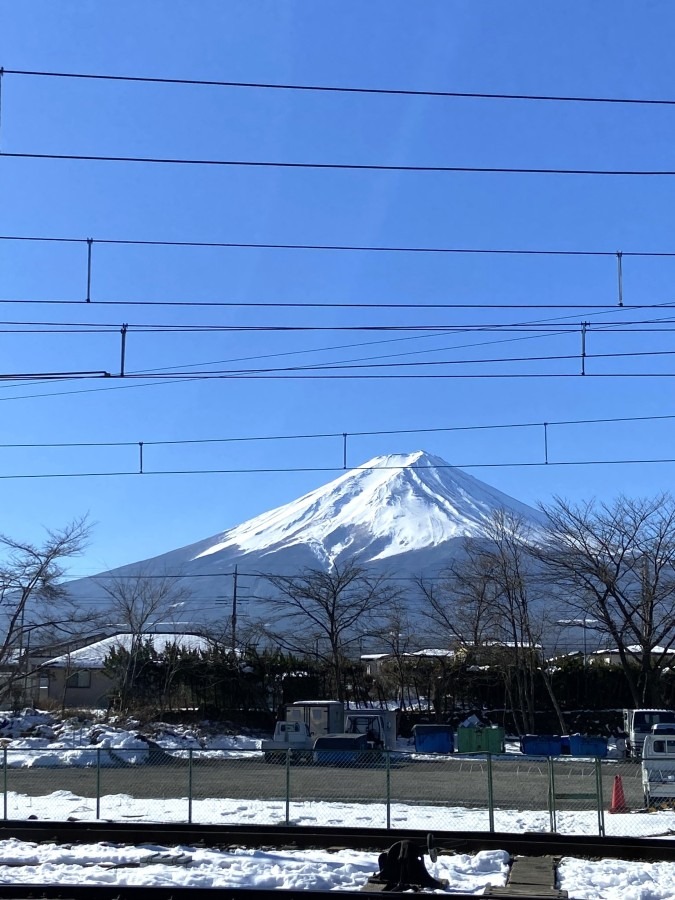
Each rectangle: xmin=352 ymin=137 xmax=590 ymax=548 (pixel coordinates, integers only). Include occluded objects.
xmin=609 ymin=774 xmax=628 ymax=814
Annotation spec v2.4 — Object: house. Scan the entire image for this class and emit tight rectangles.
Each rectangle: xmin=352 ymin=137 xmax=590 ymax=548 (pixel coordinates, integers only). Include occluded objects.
xmin=587 ymin=645 xmax=675 ymax=668
xmin=37 ymin=632 xmax=214 ymax=708
xmin=360 ymin=649 xmax=456 ymax=677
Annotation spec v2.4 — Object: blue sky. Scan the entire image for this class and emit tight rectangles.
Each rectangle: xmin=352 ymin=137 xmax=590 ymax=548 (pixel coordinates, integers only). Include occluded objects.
xmin=2 ymin=1 xmax=675 ymax=577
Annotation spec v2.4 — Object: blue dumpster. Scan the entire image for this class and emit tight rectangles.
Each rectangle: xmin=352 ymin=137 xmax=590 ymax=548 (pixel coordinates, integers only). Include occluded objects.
xmin=568 ymin=734 xmax=608 ymax=758
xmin=520 ymin=734 xmax=564 ymax=756
xmin=412 ymin=724 xmax=454 ymax=754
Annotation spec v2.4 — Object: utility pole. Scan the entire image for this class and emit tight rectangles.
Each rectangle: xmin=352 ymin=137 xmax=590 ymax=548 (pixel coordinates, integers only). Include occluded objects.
xmin=231 ymin=566 xmax=238 ymax=656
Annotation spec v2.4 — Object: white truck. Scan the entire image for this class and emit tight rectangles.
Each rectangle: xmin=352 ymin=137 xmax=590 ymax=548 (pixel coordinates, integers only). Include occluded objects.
xmin=262 ymin=701 xmax=399 ymax=761
xmin=261 ymin=720 xmax=313 ymax=763
xmin=623 ymin=708 xmax=675 ymax=759
xmin=642 ymin=727 xmax=675 ymax=807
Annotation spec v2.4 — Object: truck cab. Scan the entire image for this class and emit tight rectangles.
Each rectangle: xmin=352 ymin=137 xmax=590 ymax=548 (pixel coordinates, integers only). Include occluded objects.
xmin=260 ymin=720 xmax=313 ymax=762
xmin=623 ymin=708 xmax=675 ymax=759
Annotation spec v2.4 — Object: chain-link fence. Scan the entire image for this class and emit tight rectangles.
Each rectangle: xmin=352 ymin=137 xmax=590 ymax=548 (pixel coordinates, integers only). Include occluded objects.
xmin=0 ymin=747 xmax=665 ymax=837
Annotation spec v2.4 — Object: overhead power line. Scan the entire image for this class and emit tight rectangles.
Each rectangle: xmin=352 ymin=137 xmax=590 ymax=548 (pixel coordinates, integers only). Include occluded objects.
xmin=1 ymin=371 xmax=675 ymax=384
xmin=4 ymin=67 xmax=675 ymax=107
xmin=3 ymin=232 xmax=675 ymax=257
xmin=4 ymin=456 xmax=675 ymax=481
xmin=0 ymin=304 xmax=649 ymax=401
xmin=0 ymin=297 xmax=642 ymax=310
xmin=5 ymin=150 xmax=675 ymax=177
xmin=4 ymin=317 xmax=675 ymax=331
xmin=3 ymin=409 xmax=675 ymax=450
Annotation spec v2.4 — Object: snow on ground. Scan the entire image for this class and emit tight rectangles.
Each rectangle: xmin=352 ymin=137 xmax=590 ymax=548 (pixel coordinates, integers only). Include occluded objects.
xmin=1 ymin=711 xmax=674 ymax=895
xmin=2 ymin=790 xmax=675 ymax=897
xmin=0 ymin=805 xmax=657 ymax=898
xmin=0 ymin=838 xmax=511 ymax=894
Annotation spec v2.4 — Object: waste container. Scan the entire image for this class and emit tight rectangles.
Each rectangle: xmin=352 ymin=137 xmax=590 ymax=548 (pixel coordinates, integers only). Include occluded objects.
xmin=520 ymin=734 xmax=563 ymax=756
xmin=412 ymin=724 xmax=454 ymax=754
xmin=568 ymin=734 xmax=608 ymax=758
xmin=457 ymin=725 xmax=506 ymax=753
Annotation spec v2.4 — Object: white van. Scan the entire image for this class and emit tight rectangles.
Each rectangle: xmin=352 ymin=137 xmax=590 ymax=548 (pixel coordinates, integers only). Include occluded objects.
xmin=642 ymin=731 xmax=675 ymax=806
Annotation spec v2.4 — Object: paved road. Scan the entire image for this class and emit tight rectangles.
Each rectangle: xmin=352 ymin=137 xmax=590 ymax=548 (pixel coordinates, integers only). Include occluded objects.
xmin=1 ymin=755 xmax=645 ymax=813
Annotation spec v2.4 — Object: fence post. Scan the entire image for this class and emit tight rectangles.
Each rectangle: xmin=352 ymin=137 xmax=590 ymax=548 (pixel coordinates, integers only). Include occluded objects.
xmin=188 ymin=749 xmax=193 ymax=825
xmin=595 ymin=757 xmax=605 ymax=837
xmin=96 ymin=747 xmax=101 ymax=820
xmin=547 ymin=757 xmax=556 ymax=833
xmin=486 ymin=754 xmax=495 ymax=833
xmin=3 ymin=747 xmax=6 ymax=821
xmin=386 ymin=750 xmax=391 ymax=830
xmin=285 ymin=749 xmax=291 ymax=826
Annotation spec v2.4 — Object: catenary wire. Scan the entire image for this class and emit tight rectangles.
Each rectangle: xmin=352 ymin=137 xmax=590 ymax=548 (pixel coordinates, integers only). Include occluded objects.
xmin=3 ymin=457 xmax=675 ymax=481
xmin=1 ymin=372 xmax=675 ymax=384
xmin=3 ymin=232 xmax=675 ymax=257
xmin=0 ymin=297 xmax=651 ymax=310
xmin=4 ymin=347 xmax=675 ymax=380
xmin=7 ymin=150 xmax=675 ymax=176
xmin=3 ymin=319 xmax=675 ymax=331
xmin=3 ymin=409 xmax=675 ymax=449
xmin=0 ymin=296 xmax=662 ymax=399
xmin=5 ymin=67 xmax=675 ymax=107
xmin=1 ymin=354 xmax=675 ymax=383
xmin=0 ymin=330 xmax=585 ymax=401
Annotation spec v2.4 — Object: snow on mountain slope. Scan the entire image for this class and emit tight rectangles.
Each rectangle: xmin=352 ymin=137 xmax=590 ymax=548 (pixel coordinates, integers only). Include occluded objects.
xmin=193 ymin=450 xmax=543 ymax=566
xmin=61 ymin=451 xmax=545 ymax=616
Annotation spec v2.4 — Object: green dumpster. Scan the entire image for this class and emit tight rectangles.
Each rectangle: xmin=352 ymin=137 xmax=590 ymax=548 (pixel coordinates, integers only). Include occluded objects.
xmin=457 ymin=725 xmax=505 ymax=753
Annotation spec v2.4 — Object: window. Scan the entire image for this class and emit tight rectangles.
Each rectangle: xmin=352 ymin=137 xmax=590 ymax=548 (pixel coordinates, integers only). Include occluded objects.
xmin=66 ymin=670 xmax=91 ymax=689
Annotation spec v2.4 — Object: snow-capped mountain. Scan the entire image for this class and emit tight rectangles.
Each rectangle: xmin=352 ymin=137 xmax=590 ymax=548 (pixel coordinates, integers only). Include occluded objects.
xmin=63 ymin=451 xmax=544 ymax=615
xmin=194 ymin=450 xmax=542 ymax=567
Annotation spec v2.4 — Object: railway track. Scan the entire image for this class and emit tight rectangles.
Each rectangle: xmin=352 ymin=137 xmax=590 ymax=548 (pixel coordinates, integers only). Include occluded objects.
xmin=0 ymin=821 xmax=672 ymax=899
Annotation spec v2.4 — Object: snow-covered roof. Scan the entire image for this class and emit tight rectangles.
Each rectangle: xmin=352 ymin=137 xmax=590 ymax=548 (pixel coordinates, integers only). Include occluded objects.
xmin=360 ymin=649 xmax=455 ymax=661
xmin=591 ymin=645 xmax=675 ymax=657
xmin=44 ymin=633 xmax=214 ymax=669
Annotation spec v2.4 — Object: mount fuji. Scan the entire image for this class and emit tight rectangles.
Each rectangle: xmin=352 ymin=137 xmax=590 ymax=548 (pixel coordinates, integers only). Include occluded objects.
xmin=64 ymin=451 xmax=544 ymax=618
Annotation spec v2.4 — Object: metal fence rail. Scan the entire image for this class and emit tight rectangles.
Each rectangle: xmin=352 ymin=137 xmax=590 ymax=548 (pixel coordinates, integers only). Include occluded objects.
xmin=0 ymin=747 xmax=655 ymax=836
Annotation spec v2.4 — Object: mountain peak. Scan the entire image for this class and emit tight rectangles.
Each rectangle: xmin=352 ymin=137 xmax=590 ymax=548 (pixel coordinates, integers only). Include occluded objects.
xmin=193 ymin=451 xmax=542 ymax=567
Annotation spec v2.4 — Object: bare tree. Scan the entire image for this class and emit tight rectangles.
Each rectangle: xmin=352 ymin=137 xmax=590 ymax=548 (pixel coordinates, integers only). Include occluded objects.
xmin=97 ymin=569 xmax=192 ymax=710
xmin=417 ymin=549 xmax=502 ymax=648
xmin=263 ymin=560 xmax=400 ymax=701
xmin=533 ymin=493 xmax=675 ymax=706
xmin=379 ymin=604 xmax=416 ymax=709
xmin=420 ymin=510 xmax=558 ymax=734
xmin=0 ymin=517 xmax=91 ymax=703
